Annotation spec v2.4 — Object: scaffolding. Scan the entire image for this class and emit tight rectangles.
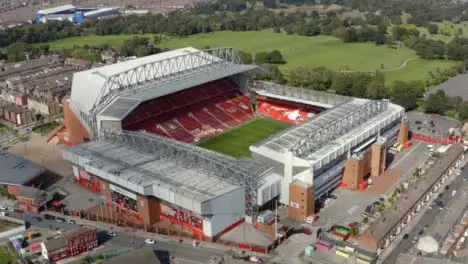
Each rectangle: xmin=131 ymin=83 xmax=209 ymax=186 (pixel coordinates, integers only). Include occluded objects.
xmin=99 ymin=129 xmax=272 ymax=218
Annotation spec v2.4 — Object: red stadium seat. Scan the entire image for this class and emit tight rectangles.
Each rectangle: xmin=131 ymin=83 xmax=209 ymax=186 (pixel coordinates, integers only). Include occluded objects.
xmin=122 ymin=78 xmax=255 ymax=143
xmin=257 ymin=99 xmax=317 ymax=124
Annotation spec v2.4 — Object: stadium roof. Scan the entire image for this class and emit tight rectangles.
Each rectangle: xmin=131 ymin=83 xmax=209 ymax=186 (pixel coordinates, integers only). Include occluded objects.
xmin=368 ymin=144 xmax=464 ymax=244
xmin=0 ymin=151 xmax=46 ymax=186
xmin=71 ymin=47 xmax=257 ymax=119
xmin=62 ymin=140 xmax=242 ymax=204
xmin=251 ymin=84 xmax=404 ymax=167
xmin=37 ymin=4 xmax=76 ymax=15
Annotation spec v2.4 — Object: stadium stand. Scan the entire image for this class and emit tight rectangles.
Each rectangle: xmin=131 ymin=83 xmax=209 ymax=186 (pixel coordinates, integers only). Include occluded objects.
xmin=257 ymin=98 xmax=319 ymax=124
xmin=122 ymin=78 xmax=254 ymax=142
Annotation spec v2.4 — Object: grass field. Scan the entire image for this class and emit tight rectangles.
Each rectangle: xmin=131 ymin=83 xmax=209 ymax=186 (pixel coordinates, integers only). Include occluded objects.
xmin=158 ymin=31 xmax=456 ymax=84
xmin=45 ymin=34 xmax=155 ymax=50
xmin=198 ymin=118 xmax=291 ymax=157
xmin=385 ymin=59 xmax=457 ymax=84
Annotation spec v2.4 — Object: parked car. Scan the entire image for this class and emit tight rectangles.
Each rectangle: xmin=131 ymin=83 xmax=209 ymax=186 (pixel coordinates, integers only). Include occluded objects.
xmin=0 ymin=205 xmax=6 ymax=211
xmin=56 ymin=217 xmax=66 ymax=223
xmin=144 ymin=239 xmax=155 ymax=244
xmin=328 ymin=194 xmax=338 ymax=200
xmin=249 ymin=256 xmax=263 ymax=263
xmin=44 ymin=214 xmax=55 ymax=220
xmin=32 ymin=216 xmax=42 ymax=222
xmin=107 ymin=232 xmax=117 ymax=237
xmin=67 ymin=219 xmax=76 ymax=224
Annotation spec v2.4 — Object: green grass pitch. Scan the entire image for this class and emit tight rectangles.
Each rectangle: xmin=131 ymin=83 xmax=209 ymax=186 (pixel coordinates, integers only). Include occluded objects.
xmin=198 ymin=118 xmax=291 ymax=157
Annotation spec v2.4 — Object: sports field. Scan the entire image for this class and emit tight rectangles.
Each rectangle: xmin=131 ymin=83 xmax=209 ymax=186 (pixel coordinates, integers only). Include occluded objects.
xmin=198 ymin=118 xmax=291 ymax=157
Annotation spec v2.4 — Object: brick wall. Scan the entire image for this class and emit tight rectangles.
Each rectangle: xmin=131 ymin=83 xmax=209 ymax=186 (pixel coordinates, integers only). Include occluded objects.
xmin=63 ymin=100 xmax=89 ymax=145
xmin=288 ymin=181 xmax=315 ymax=222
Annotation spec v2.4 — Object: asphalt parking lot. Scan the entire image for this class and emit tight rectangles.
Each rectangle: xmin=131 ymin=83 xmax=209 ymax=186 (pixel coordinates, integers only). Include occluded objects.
xmin=406 ymin=112 xmax=459 ymax=136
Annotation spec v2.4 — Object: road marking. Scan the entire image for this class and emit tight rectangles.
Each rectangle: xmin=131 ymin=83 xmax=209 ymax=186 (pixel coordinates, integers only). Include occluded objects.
xmin=390 ymin=141 xmax=423 ymax=169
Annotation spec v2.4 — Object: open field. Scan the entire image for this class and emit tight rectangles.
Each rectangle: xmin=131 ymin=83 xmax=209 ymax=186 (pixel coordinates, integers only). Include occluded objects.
xmin=45 ymin=34 xmax=155 ymax=50
xmin=198 ymin=118 xmax=291 ymax=157
xmin=44 ymin=31 xmax=457 ymax=84
xmin=160 ymin=31 xmax=416 ymax=72
xmin=385 ymin=59 xmax=457 ymax=84
xmin=159 ymin=31 xmax=456 ymax=84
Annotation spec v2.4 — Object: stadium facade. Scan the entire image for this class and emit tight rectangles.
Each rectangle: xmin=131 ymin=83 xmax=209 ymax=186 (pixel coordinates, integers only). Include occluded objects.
xmin=35 ymin=4 xmax=119 ymax=24
xmin=60 ymin=47 xmax=408 ymax=238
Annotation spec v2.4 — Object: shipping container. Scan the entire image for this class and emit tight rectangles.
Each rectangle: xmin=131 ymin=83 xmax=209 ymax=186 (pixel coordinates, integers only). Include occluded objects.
xmin=336 ymin=249 xmax=350 ymax=258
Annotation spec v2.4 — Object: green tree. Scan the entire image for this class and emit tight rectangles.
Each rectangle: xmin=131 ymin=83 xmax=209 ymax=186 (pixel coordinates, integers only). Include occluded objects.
xmin=255 ymin=52 xmax=269 ymax=64
xmin=238 ymin=50 xmax=253 ymax=64
xmin=390 ymin=80 xmax=425 ymax=110
xmin=458 ymin=102 xmax=468 ymax=121
xmin=424 ymin=89 xmax=448 ymax=115
xmin=366 ymin=70 xmax=389 ymax=99
xmin=427 ymin=23 xmax=439 ymax=34
xmin=268 ymin=50 xmax=286 ymax=64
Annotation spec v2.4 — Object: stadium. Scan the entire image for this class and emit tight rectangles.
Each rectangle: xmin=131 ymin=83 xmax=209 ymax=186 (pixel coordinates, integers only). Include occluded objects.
xmin=34 ymin=4 xmax=119 ymax=24
xmin=60 ymin=47 xmax=407 ymax=239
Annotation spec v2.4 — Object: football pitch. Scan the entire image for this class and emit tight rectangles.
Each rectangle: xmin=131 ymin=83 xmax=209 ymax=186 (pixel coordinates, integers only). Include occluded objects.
xmin=198 ymin=118 xmax=291 ymax=157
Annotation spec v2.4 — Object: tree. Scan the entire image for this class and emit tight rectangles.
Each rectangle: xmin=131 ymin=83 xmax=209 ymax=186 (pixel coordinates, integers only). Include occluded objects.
xmin=427 ymin=24 xmax=439 ymax=34
xmin=238 ymin=50 xmax=253 ymax=64
xmin=255 ymin=52 xmax=269 ymax=64
xmin=458 ymin=102 xmax=468 ymax=121
xmin=340 ymin=28 xmax=358 ymax=43
xmin=366 ymin=71 xmax=389 ymax=99
xmin=390 ymin=80 xmax=425 ymax=110
xmin=424 ymin=89 xmax=448 ymax=115
xmin=331 ymin=73 xmax=354 ymax=96
xmin=268 ymin=50 xmax=286 ymax=64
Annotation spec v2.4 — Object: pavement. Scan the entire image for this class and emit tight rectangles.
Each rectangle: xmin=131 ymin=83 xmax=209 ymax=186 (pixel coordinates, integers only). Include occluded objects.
xmin=379 ymin=156 xmax=468 ymax=264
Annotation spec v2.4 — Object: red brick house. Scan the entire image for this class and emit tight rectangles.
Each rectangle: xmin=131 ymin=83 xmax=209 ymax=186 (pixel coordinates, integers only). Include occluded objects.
xmin=41 ymin=227 xmax=98 ymax=263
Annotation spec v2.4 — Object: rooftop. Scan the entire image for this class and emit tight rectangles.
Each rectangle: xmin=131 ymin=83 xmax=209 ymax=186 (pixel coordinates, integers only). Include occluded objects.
xmin=101 ymin=246 xmax=161 ymax=264
xmin=70 ymin=47 xmax=256 ymax=117
xmin=368 ymin=144 xmax=464 ymax=244
xmin=37 ymin=4 xmax=76 ymax=15
xmin=0 ymin=151 xmax=46 ymax=186
xmin=17 ymin=186 xmax=53 ymax=207
xmin=43 ymin=236 xmax=67 ymax=252
xmin=62 ymin=140 xmax=242 ymax=203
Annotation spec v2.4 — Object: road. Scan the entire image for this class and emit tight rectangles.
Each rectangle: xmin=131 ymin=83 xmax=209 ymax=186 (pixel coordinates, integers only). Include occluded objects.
xmin=2 ymin=211 xmax=232 ymax=264
xmin=383 ymin=168 xmax=468 ymax=264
